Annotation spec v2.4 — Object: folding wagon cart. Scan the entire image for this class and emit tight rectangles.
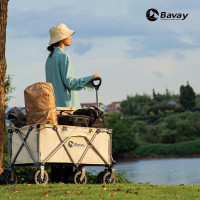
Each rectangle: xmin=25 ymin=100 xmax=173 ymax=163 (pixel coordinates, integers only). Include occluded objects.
xmin=1 ymin=78 xmax=116 ymax=185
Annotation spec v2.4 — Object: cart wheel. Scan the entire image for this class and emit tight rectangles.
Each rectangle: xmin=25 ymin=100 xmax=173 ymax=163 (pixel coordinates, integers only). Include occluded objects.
xmin=5 ymin=171 xmax=18 ymax=185
xmin=34 ymin=170 xmax=49 ymax=185
xmin=97 ymin=171 xmax=105 ymax=184
xmin=73 ymin=171 xmax=87 ymax=184
xmin=102 ymin=171 xmax=116 ymax=184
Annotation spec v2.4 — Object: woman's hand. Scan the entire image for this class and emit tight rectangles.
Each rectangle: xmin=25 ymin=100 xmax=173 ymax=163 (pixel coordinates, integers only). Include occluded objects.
xmin=92 ymin=74 xmax=101 ymax=80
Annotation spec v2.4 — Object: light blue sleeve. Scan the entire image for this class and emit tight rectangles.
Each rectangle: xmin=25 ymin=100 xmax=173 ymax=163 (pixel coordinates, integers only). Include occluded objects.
xmin=60 ymin=54 xmax=94 ymax=91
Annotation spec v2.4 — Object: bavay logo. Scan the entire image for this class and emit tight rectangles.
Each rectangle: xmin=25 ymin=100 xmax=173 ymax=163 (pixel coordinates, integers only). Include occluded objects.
xmin=68 ymin=141 xmax=86 ymax=148
xmin=146 ymin=8 xmax=159 ymax=21
xmin=146 ymin=8 xmax=189 ymax=21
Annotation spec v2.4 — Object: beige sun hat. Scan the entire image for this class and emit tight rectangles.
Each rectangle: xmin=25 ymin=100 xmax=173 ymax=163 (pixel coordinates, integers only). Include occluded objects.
xmin=48 ymin=23 xmax=75 ymax=45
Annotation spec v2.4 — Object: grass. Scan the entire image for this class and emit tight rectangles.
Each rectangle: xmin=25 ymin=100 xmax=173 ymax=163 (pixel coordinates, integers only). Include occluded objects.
xmin=1 ymin=183 xmax=200 ymax=200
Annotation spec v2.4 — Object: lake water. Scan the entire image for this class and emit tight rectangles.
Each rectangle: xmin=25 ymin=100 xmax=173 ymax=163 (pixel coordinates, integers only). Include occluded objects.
xmin=86 ymin=157 xmax=200 ymax=185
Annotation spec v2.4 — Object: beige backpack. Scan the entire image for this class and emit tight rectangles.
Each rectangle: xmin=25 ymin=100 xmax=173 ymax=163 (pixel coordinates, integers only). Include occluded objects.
xmin=24 ymin=82 xmax=58 ymax=125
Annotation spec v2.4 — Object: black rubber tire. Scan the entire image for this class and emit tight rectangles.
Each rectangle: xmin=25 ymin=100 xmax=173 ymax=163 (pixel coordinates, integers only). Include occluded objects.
xmin=74 ymin=170 xmax=87 ymax=184
xmin=34 ymin=170 xmax=49 ymax=185
xmin=102 ymin=171 xmax=116 ymax=184
xmin=5 ymin=171 xmax=18 ymax=185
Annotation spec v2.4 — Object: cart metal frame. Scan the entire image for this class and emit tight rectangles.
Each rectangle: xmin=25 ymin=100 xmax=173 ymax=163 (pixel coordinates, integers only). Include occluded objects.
xmin=5 ymin=124 xmax=116 ymax=184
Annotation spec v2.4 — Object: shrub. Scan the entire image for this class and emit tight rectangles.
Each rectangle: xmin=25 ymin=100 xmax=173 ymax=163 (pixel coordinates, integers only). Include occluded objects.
xmin=105 ymin=113 xmax=139 ymax=155
xmin=133 ymin=139 xmax=200 ymax=156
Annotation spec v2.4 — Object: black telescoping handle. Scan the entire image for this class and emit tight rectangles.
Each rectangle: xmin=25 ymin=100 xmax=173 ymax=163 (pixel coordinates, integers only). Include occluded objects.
xmin=92 ymin=78 xmax=102 ymax=90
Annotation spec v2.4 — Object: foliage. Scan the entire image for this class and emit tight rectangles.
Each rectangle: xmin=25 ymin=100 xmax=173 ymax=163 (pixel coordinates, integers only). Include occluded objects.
xmin=116 ymin=172 xmax=131 ymax=184
xmin=121 ymin=92 xmax=179 ymax=118
xmin=152 ymin=88 xmax=172 ymax=102
xmin=86 ymin=170 xmax=98 ymax=184
xmin=3 ymin=153 xmax=8 ymax=168
xmin=104 ymin=109 xmax=200 ymax=156
xmin=121 ymin=94 xmax=152 ymax=116
xmin=3 ymin=126 xmax=8 ymax=154
xmin=119 ymin=89 xmax=200 ymax=146
xmin=180 ymin=82 xmax=196 ymax=110
xmin=143 ymin=111 xmax=200 ymax=144
xmin=3 ymin=153 xmax=33 ymax=183
xmin=195 ymin=94 xmax=200 ymax=109
xmin=5 ymin=74 xmax=15 ymax=108
xmin=133 ymin=138 xmax=200 ymax=156
xmin=105 ymin=113 xmax=139 ymax=155
xmin=105 ymin=110 xmax=200 ymax=147
xmin=86 ymin=170 xmax=130 ymax=184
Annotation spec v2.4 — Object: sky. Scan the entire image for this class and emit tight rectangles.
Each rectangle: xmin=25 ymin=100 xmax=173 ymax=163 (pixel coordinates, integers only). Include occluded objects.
xmin=5 ymin=0 xmax=200 ymax=107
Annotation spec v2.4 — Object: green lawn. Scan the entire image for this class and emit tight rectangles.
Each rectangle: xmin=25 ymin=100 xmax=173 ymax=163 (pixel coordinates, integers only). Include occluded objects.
xmin=1 ymin=183 xmax=200 ymax=200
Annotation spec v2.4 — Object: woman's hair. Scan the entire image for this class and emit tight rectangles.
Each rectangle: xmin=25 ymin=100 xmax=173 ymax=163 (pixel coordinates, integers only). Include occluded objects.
xmin=47 ymin=41 xmax=60 ymax=57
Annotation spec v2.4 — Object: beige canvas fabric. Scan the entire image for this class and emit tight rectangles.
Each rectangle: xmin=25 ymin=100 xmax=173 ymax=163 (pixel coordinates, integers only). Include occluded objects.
xmin=11 ymin=125 xmax=112 ymax=165
xmin=24 ymin=82 xmax=58 ymax=125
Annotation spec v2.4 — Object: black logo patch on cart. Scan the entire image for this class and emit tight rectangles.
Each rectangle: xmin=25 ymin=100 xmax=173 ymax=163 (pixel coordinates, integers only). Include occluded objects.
xmin=68 ymin=141 xmax=86 ymax=148
xmin=68 ymin=141 xmax=74 ymax=147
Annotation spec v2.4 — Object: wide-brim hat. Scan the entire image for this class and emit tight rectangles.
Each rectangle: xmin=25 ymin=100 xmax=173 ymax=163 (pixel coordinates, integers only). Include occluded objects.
xmin=48 ymin=23 xmax=75 ymax=45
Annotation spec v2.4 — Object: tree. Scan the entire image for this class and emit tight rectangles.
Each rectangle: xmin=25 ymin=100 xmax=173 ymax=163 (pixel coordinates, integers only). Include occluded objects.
xmin=180 ymin=82 xmax=196 ymax=110
xmin=104 ymin=113 xmax=139 ymax=155
xmin=0 ymin=0 xmax=9 ymax=174
xmin=121 ymin=94 xmax=151 ymax=116
xmin=153 ymin=89 xmax=162 ymax=102
xmin=5 ymin=74 xmax=15 ymax=108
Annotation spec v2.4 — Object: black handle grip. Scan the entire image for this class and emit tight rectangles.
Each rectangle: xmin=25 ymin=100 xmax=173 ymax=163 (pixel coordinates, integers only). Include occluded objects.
xmin=92 ymin=78 xmax=102 ymax=90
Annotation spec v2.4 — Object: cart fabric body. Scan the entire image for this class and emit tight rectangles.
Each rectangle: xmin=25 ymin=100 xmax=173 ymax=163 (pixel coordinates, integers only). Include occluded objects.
xmin=11 ymin=124 xmax=112 ymax=166
xmin=2 ymin=124 xmax=115 ymax=184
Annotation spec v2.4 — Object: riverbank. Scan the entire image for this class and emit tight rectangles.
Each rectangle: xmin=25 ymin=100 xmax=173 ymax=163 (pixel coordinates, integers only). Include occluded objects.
xmin=114 ymin=139 xmax=200 ymax=160
xmin=114 ymin=151 xmax=200 ymax=160
xmin=1 ymin=183 xmax=199 ymax=200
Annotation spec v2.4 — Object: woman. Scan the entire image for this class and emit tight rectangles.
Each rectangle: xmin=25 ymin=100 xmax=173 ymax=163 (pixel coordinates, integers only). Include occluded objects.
xmin=46 ymin=23 xmax=101 ymax=109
